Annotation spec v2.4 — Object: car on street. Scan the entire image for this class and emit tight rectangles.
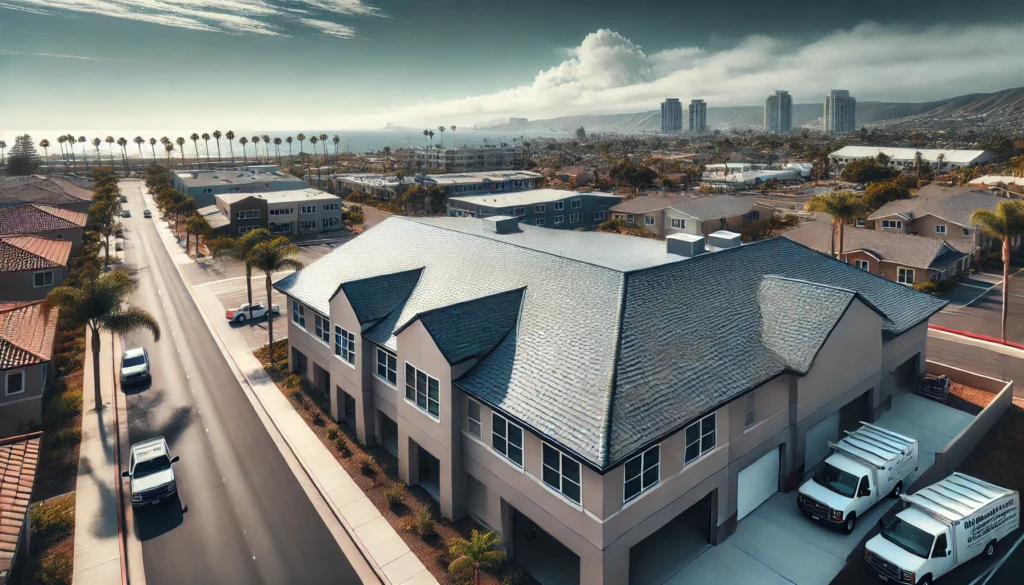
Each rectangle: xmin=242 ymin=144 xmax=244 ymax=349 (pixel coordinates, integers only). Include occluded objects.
xmin=119 ymin=195 xmax=128 ymax=202
xmin=122 ymin=437 xmax=180 ymax=506
xmin=121 ymin=209 xmax=131 ymax=218
xmin=226 ymin=302 xmax=280 ymax=322
xmin=120 ymin=347 xmax=151 ymax=385
xmin=143 ymin=209 xmax=152 ymax=218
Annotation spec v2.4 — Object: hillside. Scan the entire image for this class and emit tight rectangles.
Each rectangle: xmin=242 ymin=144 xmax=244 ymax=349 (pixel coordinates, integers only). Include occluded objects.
xmin=482 ymin=87 xmax=1024 ymax=133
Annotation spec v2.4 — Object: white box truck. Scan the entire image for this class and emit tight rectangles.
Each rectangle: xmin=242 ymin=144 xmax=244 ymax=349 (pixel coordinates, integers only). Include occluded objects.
xmin=864 ymin=473 xmax=1019 ymax=585
xmin=798 ymin=423 xmax=919 ymax=534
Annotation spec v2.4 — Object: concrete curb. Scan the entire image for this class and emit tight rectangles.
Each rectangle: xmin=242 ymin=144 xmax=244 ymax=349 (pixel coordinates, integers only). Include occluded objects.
xmin=928 ymin=324 xmax=1024 ymax=351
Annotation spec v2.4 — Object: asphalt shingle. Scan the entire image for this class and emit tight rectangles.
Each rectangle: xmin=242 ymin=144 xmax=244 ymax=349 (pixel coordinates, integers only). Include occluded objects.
xmin=867 ymin=186 xmax=1002 ymax=227
xmin=670 ymin=194 xmax=759 ymax=220
xmin=782 ymin=221 xmax=969 ymax=270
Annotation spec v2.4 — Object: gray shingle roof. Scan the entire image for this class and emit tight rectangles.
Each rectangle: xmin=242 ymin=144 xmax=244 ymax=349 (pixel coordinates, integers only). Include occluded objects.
xmin=782 ymin=221 xmax=969 ymax=270
xmin=867 ymin=186 xmax=1001 ymax=227
xmin=610 ymin=195 xmax=681 ymax=214
xmin=670 ymin=195 xmax=759 ymax=220
xmin=275 ymin=217 xmax=947 ymax=470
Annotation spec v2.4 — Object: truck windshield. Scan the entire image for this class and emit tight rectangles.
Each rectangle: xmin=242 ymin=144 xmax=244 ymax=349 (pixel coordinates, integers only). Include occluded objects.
xmin=881 ymin=517 xmax=933 ymax=559
xmin=123 ymin=354 xmax=146 ymax=368
xmin=133 ymin=455 xmax=171 ymax=478
xmin=813 ymin=462 xmax=859 ymax=498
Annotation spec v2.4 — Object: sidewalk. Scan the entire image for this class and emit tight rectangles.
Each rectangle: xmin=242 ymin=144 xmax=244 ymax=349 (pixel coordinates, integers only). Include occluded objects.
xmin=143 ymin=188 xmax=436 ymax=585
xmin=72 ymin=332 xmax=123 ymax=585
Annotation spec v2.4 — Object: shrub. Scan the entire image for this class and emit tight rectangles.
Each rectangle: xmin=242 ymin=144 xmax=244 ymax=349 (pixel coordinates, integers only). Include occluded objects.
xmin=434 ymin=551 xmax=449 ymax=568
xmin=28 ymin=540 xmax=74 ymax=585
xmin=284 ymin=374 xmax=304 ymax=390
xmin=384 ymin=483 xmax=406 ymax=509
xmin=311 ymin=411 xmax=324 ymax=426
xmin=913 ymin=281 xmax=940 ymax=295
xmin=326 ymin=427 xmax=338 ymax=440
xmin=334 ymin=434 xmax=349 ymax=452
xmin=30 ymin=494 xmax=75 ymax=550
xmin=501 ymin=567 xmax=528 ymax=585
xmin=46 ymin=428 xmax=82 ymax=449
xmin=358 ymin=454 xmax=376 ymax=475
xmin=414 ymin=506 xmax=436 ymax=539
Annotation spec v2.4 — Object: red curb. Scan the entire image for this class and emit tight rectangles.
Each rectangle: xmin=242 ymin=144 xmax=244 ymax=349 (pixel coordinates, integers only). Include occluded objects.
xmin=928 ymin=324 xmax=1024 ymax=351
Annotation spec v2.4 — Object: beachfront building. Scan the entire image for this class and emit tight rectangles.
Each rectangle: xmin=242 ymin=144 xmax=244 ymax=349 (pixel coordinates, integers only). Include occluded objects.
xmin=447 ymin=189 xmax=621 ymax=229
xmin=829 ymin=147 xmax=992 ymax=173
xmin=401 ymin=145 xmax=525 ymax=173
xmin=171 ymin=165 xmax=307 ymax=207
xmin=331 ymin=171 xmax=543 ymax=202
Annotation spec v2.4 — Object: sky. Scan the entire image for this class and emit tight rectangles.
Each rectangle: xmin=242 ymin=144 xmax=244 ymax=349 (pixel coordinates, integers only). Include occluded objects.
xmin=2 ymin=0 xmax=1024 ymax=132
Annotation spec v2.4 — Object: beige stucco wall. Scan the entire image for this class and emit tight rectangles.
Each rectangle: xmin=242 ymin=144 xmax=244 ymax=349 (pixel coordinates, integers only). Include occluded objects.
xmin=841 ymin=250 xmax=881 ymax=277
xmin=0 ymin=364 xmax=48 ymax=436
xmin=879 ymin=322 xmax=928 ymax=407
xmin=0 ymin=267 xmax=67 ymax=301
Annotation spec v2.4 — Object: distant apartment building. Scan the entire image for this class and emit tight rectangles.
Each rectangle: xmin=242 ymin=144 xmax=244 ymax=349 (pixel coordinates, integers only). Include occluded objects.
xmin=824 ymin=90 xmax=857 ymax=134
xmin=610 ymin=194 xmax=773 ymax=238
xmin=763 ymin=90 xmax=792 ymax=133
xmin=829 ymin=147 xmax=993 ymax=173
xmin=447 ymin=189 xmax=621 ymax=229
xmin=171 ymin=165 xmax=307 ymax=207
xmin=331 ymin=171 xmax=543 ymax=202
xmin=661 ymin=98 xmax=683 ymax=133
xmin=197 ymin=188 xmax=343 ymax=238
xmin=688 ymin=99 xmax=708 ymax=134
xmin=403 ymin=145 xmax=525 ymax=173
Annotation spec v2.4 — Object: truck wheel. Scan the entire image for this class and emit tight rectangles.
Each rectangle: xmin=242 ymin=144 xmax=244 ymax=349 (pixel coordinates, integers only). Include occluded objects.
xmin=843 ymin=513 xmax=856 ymax=535
xmin=891 ymin=481 xmax=903 ymax=498
xmin=237 ymin=313 xmax=247 ymax=323
xmin=918 ymin=577 xmax=932 ymax=585
xmin=985 ymin=541 xmax=997 ymax=557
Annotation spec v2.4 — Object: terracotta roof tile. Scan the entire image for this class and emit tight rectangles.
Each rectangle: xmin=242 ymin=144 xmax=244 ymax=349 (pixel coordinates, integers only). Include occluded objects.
xmin=0 ymin=204 xmax=87 ymax=235
xmin=0 ymin=175 xmax=91 ymax=207
xmin=0 ymin=235 xmax=72 ymax=273
xmin=0 ymin=301 xmax=58 ymax=370
xmin=0 ymin=433 xmax=41 ymax=578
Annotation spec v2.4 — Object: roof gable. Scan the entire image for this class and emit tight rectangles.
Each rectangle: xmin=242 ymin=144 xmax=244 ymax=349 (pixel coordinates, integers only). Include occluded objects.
xmin=0 ymin=235 xmax=72 ymax=273
xmin=0 ymin=301 xmax=58 ymax=369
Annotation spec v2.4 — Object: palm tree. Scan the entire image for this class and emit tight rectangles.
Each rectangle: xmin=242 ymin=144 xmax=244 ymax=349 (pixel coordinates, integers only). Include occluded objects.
xmin=319 ymin=134 xmax=328 ymax=161
xmin=450 ymin=125 xmax=457 ymax=147
xmin=225 ymin=130 xmax=236 ymax=163
xmin=39 ymin=139 xmax=50 ymax=168
xmin=239 ymin=137 xmax=249 ymax=163
xmin=93 ymin=138 xmax=102 ymax=166
xmin=79 ymin=136 xmax=89 ymax=170
xmin=332 ymin=135 xmax=340 ymax=161
xmin=0 ymin=140 xmax=6 ymax=164
xmin=286 ymin=136 xmax=293 ymax=160
xmin=262 ymin=134 xmax=272 ymax=160
xmin=273 ymin=138 xmax=282 ymax=164
xmin=46 ymin=270 xmax=160 ymax=411
xmin=165 ymin=142 xmax=175 ymax=167
xmin=105 ymin=136 xmax=115 ymax=165
xmin=116 ymin=138 xmax=129 ymax=174
xmin=447 ymin=530 xmax=505 ymax=585
xmin=423 ymin=129 xmax=429 ymax=147
xmin=202 ymin=133 xmax=211 ymax=165
xmin=428 ymin=130 xmax=435 ymax=147
xmin=185 ymin=215 xmax=211 ymax=257
xmin=971 ymin=201 xmax=1024 ymax=341
xmin=251 ymin=136 xmax=261 ymax=162
xmin=68 ymin=134 xmax=79 ymax=171
xmin=309 ymin=136 xmax=319 ymax=171
xmin=56 ymin=135 xmax=66 ymax=170
xmin=149 ymin=137 xmax=157 ymax=162
xmin=212 ymin=130 xmax=223 ymax=164
xmin=189 ymin=133 xmax=200 ymax=165
xmin=134 ymin=136 xmax=145 ymax=167
xmin=175 ymin=137 xmax=186 ymax=166
xmin=309 ymin=136 xmax=320 ymax=186
xmin=805 ymin=190 xmax=867 ymax=259
xmin=209 ymin=229 xmax=272 ymax=321
xmin=297 ymin=133 xmax=306 ymax=156
xmin=248 ymin=236 xmax=303 ymax=359
xmin=438 ymin=126 xmax=446 ymax=148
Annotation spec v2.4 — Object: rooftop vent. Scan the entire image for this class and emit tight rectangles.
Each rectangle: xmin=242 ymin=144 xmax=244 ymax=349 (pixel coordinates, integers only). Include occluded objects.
xmin=666 ymin=233 xmax=705 ymax=257
xmin=483 ymin=216 xmax=520 ymax=235
xmin=708 ymin=230 xmax=741 ymax=249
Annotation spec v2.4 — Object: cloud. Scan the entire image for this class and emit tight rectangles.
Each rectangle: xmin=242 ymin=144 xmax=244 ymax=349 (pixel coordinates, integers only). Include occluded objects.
xmin=359 ymin=22 xmax=1024 ymax=127
xmin=0 ymin=49 xmax=93 ymax=59
xmin=1 ymin=0 xmax=383 ymax=37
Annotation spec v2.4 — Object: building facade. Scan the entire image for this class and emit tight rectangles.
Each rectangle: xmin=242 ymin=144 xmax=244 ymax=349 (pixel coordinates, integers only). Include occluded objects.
xmin=824 ymin=90 xmax=857 ymax=134
xmin=447 ymin=189 xmax=621 ymax=229
xmin=829 ymin=147 xmax=993 ymax=172
xmin=276 ymin=217 xmax=944 ymax=585
xmin=171 ymin=166 xmax=307 ymax=207
xmin=688 ymin=99 xmax=707 ymax=134
xmin=0 ymin=204 xmax=87 ymax=253
xmin=209 ymin=188 xmax=343 ymax=238
xmin=332 ymin=171 xmax=543 ymax=202
xmin=403 ymin=145 xmax=525 ymax=173
xmin=0 ymin=235 xmax=71 ymax=301
xmin=0 ymin=301 xmax=57 ymax=436
xmin=764 ymin=90 xmax=792 ymax=133
xmin=611 ymin=195 xmax=774 ymax=239
xmin=661 ymin=98 xmax=683 ymax=133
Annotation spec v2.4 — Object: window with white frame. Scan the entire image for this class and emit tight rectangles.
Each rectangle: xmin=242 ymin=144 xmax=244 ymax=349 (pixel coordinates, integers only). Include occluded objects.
xmin=375 ymin=347 xmax=396 ymax=385
xmin=270 ymin=223 xmax=291 ymax=234
xmin=543 ymin=443 xmax=581 ymax=504
xmin=314 ymin=314 xmax=330 ymax=344
xmin=322 ymin=203 xmax=340 ymax=212
xmin=405 ymin=363 xmax=440 ymax=418
xmin=269 ymin=208 xmax=292 ymax=216
xmin=5 ymin=371 xmax=24 ymax=395
xmin=570 ymin=213 xmax=580 ymax=224
xmin=963 ymin=227 xmax=970 ymax=237
xmin=491 ymin=413 xmax=523 ymax=467
xmin=299 ymin=220 xmax=316 ymax=231
xmin=594 ymin=211 xmax=607 ymax=221
xmin=323 ymin=217 xmax=340 ymax=228
xmin=514 ymin=207 xmax=525 ymax=217
xmin=881 ymin=220 xmax=903 ymax=230
xmin=571 ymin=199 xmax=581 ymax=209
xmin=671 ymin=218 xmax=685 ymax=229
xmin=623 ymin=445 xmax=659 ymax=502
xmin=33 ymin=270 xmax=54 ymax=288
xmin=747 ymin=210 xmax=760 ymax=220
xmin=334 ymin=325 xmax=355 ymax=363
xmin=644 ymin=216 xmax=656 ymax=226
xmin=535 ymin=218 xmax=546 ymax=226
xmin=898 ymin=267 xmax=915 ymax=285
xmin=467 ymin=399 xmax=482 ymax=438
xmin=744 ymin=394 xmax=756 ymax=429
xmin=554 ymin=201 xmax=564 ymax=211
xmin=857 ymin=218 xmax=866 ymax=227
xmin=534 ymin=204 xmax=545 ymax=213
xmin=238 ymin=226 xmax=255 ymax=235
xmin=300 ymin=205 xmax=317 ymax=214
xmin=684 ymin=413 xmax=716 ymax=465
xmin=854 ymin=260 xmax=870 ymax=270
xmin=235 ymin=210 xmax=260 ymax=220
xmin=936 ymin=225 xmax=947 ymax=234
xmin=553 ymin=216 xmax=564 ymax=225
xmin=291 ymin=300 xmax=305 ymax=327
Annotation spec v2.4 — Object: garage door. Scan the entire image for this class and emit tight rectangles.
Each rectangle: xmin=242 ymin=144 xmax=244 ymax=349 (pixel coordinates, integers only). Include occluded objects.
xmin=737 ymin=447 xmax=780 ymax=520
xmin=805 ymin=411 xmax=840 ymax=471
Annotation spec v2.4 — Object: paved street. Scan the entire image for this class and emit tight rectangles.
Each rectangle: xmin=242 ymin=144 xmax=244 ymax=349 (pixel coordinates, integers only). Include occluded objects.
xmin=349 ymin=203 xmax=393 ymax=230
xmin=931 ymin=268 xmax=1024 ymax=343
xmin=116 ymin=181 xmax=366 ymax=585
xmin=928 ymin=332 xmax=1024 ymax=399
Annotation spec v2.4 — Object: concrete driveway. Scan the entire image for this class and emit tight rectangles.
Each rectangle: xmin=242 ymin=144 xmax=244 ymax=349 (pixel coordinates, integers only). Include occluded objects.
xmin=665 ymin=392 xmax=974 ymax=585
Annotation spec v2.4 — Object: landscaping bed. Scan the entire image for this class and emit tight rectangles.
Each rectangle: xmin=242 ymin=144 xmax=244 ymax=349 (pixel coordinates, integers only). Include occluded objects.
xmin=16 ymin=493 xmax=75 ymax=585
xmin=255 ymin=341 xmax=536 ymax=585
xmin=946 ymin=381 xmax=996 ymax=416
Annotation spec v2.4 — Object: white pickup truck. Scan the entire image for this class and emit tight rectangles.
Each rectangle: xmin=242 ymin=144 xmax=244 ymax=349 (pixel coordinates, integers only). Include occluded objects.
xmin=121 ymin=437 xmax=180 ymax=506
xmin=865 ymin=473 xmax=1019 ymax=585
xmin=799 ymin=423 xmax=918 ymax=534
xmin=225 ymin=302 xmax=280 ymax=322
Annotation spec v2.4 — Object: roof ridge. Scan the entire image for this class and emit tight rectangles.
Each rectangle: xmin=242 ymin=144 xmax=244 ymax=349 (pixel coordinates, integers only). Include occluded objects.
xmin=394 ymin=286 xmax=526 ymax=336
xmin=599 ymin=272 xmax=629 ymax=469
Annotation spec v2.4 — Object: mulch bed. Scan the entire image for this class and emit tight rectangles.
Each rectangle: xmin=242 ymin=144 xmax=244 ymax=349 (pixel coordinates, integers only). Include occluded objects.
xmin=830 ymin=403 xmax=1024 ymax=585
xmin=946 ymin=382 xmax=997 ymax=416
xmin=255 ymin=341 xmax=536 ymax=585
xmin=14 ymin=492 xmax=76 ymax=585
xmin=34 ymin=370 xmax=84 ymax=502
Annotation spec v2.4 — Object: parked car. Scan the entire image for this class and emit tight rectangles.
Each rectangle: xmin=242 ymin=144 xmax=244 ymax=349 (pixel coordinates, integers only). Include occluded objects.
xmin=798 ymin=423 xmax=918 ymax=534
xmin=865 ymin=473 xmax=1019 ymax=584
xmin=120 ymin=347 xmax=151 ymax=385
xmin=121 ymin=437 xmax=179 ymax=506
xmin=119 ymin=195 xmax=128 ymax=202
xmin=121 ymin=209 xmax=131 ymax=218
xmin=115 ymin=241 xmax=124 ymax=251
xmin=143 ymin=209 xmax=152 ymax=218
xmin=225 ymin=302 xmax=280 ymax=322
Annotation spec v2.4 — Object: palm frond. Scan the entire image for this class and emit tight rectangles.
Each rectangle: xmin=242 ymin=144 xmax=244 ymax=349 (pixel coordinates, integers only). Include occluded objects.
xmin=448 ymin=556 xmax=473 ymax=576
xmin=99 ymin=306 xmax=161 ymax=341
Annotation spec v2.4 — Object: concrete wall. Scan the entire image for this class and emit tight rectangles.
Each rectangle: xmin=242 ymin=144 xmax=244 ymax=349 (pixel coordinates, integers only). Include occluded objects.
xmin=0 ymin=267 xmax=67 ymax=301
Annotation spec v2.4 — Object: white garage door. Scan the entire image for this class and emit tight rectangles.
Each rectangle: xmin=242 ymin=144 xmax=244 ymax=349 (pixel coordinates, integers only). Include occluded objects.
xmin=805 ymin=411 xmax=840 ymax=471
xmin=737 ymin=447 xmax=780 ymax=520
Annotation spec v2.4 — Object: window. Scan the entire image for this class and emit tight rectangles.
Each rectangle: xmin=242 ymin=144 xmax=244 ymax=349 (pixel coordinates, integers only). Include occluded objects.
xmin=33 ymin=270 xmax=54 ymax=288
xmin=322 ymin=203 xmax=340 ymax=211
xmin=535 ymin=218 xmax=545 ymax=226
xmin=334 ymin=325 xmax=355 ymax=364
xmin=855 ymin=260 xmax=870 ymax=270
xmin=671 ymin=218 xmax=685 ymax=229
xmin=238 ymin=226 xmax=255 ymax=235
xmin=291 ymin=300 xmax=305 ymax=327
xmin=570 ymin=213 xmax=580 ymax=224
xmin=684 ymin=413 xmax=716 ymax=465
xmin=467 ymin=399 xmax=482 ymax=438
xmin=571 ymin=199 xmax=581 ymax=209
xmin=534 ymin=204 xmax=545 ymax=213
xmin=543 ymin=443 xmax=581 ymax=504
xmin=594 ymin=211 xmax=607 ymax=221
xmin=5 ymin=371 xmax=24 ymax=395
xmin=881 ymin=220 xmax=903 ymax=230
xmin=299 ymin=220 xmax=316 ymax=231
xmin=626 ymin=215 xmax=635 ymax=224
xmin=491 ymin=413 xmax=523 ymax=467
xmin=375 ymin=347 xmax=396 ymax=385
xmin=747 ymin=210 xmax=760 ymax=220
xmin=936 ymin=225 xmax=947 ymax=235
xmin=963 ymin=227 xmax=971 ymax=237
xmin=623 ymin=445 xmax=659 ymax=502
xmin=857 ymin=218 xmax=866 ymax=227
xmin=553 ymin=215 xmax=564 ymax=225
xmin=744 ymin=394 xmax=756 ymax=429
xmin=719 ymin=218 xmax=728 ymax=229
xmin=898 ymin=267 xmax=915 ymax=285
xmin=270 ymin=223 xmax=291 ymax=234
xmin=405 ymin=363 xmax=440 ymax=418
xmin=323 ymin=217 xmax=340 ymax=228
xmin=644 ymin=216 xmax=656 ymax=226
xmin=554 ymin=201 xmax=564 ymax=211
xmin=300 ymin=205 xmax=317 ymax=214
xmin=932 ymin=533 xmax=948 ymax=558
xmin=235 ymin=210 xmax=260 ymax=219
xmin=314 ymin=314 xmax=330 ymax=344
xmin=513 ymin=207 xmax=525 ymax=217
xmin=269 ymin=208 xmax=292 ymax=216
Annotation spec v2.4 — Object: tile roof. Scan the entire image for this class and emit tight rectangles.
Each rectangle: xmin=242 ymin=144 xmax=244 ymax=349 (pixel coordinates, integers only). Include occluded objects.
xmin=0 ymin=235 xmax=72 ymax=273
xmin=0 ymin=432 xmax=41 ymax=580
xmin=0 ymin=301 xmax=58 ymax=370
xmin=0 ymin=204 xmax=87 ymax=236
xmin=610 ymin=195 xmax=682 ymax=214
xmin=867 ymin=186 xmax=1001 ymax=227
xmin=782 ymin=221 xmax=969 ymax=270
xmin=277 ymin=217 xmax=946 ymax=469
xmin=670 ymin=194 xmax=760 ymax=220
xmin=0 ymin=175 xmax=91 ymax=207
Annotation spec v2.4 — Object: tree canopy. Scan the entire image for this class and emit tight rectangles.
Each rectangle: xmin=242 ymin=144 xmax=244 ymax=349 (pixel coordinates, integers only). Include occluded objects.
xmin=839 ymin=158 xmax=899 ymax=184
xmin=5 ymin=134 xmax=40 ymax=175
